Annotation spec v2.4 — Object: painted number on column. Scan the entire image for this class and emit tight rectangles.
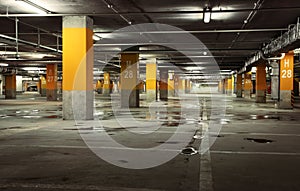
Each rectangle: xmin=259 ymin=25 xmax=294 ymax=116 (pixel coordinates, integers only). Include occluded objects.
xmin=124 ymin=70 xmax=133 ymax=79
xmin=281 ymin=70 xmax=292 ymax=79
xmin=281 ymin=59 xmax=292 ymax=79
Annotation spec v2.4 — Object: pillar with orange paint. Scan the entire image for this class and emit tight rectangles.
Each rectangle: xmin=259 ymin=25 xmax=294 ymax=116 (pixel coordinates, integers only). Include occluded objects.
xmin=168 ymin=72 xmax=175 ymax=97
xmin=146 ymin=60 xmax=157 ymax=102
xmin=62 ymin=16 xmax=94 ymax=120
xmin=40 ymin=75 xmax=47 ymax=97
xmin=236 ymin=74 xmax=242 ymax=97
xmin=226 ymin=77 xmax=232 ymax=95
xmin=120 ymin=53 xmax=139 ymax=108
xmin=103 ymin=72 xmax=110 ymax=95
xmin=5 ymin=74 xmax=16 ymax=99
xmin=279 ymin=52 xmax=294 ymax=109
xmin=46 ymin=64 xmax=57 ymax=101
xmin=243 ymin=72 xmax=252 ymax=99
xmin=159 ymin=69 xmax=168 ymax=101
xmin=256 ymin=63 xmax=267 ymax=103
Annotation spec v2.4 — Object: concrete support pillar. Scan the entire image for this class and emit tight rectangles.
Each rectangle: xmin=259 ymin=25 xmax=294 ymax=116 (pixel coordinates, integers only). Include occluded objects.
xmin=146 ymin=61 xmax=157 ymax=102
xmin=120 ymin=53 xmax=139 ymax=108
xmin=178 ymin=78 xmax=185 ymax=95
xmin=232 ymin=75 xmax=235 ymax=94
xmin=222 ymin=79 xmax=226 ymax=94
xmin=5 ymin=74 xmax=16 ymax=99
xmin=168 ymin=72 xmax=175 ymax=97
xmin=40 ymin=75 xmax=46 ymax=97
xmin=174 ymin=74 xmax=179 ymax=96
xmin=244 ymin=72 xmax=252 ymax=99
xmin=226 ymin=77 xmax=232 ymax=95
xmin=256 ymin=63 xmax=267 ymax=103
xmin=236 ymin=74 xmax=242 ymax=98
xmin=62 ymin=16 xmax=94 ymax=120
xmin=218 ymin=80 xmax=222 ymax=93
xmin=103 ymin=72 xmax=110 ymax=95
xmin=278 ymin=52 xmax=294 ymax=109
xmin=159 ymin=69 xmax=168 ymax=101
xmin=46 ymin=64 xmax=58 ymax=101
xmin=185 ymin=79 xmax=190 ymax=93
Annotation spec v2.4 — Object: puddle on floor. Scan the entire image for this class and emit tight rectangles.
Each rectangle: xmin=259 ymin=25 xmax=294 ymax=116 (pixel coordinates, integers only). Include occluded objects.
xmin=180 ymin=147 xmax=198 ymax=155
xmin=244 ymin=138 xmax=275 ymax=143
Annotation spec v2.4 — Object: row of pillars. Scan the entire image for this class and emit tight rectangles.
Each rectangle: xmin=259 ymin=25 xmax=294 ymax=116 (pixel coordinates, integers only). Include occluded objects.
xmin=3 ymin=64 xmax=58 ymax=101
xmin=219 ymin=52 xmax=295 ymax=109
xmin=3 ymin=16 xmax=191 ymax=120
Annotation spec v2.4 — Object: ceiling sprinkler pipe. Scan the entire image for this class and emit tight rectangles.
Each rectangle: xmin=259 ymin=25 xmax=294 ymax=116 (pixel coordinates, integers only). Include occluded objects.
xmin=259 ymin=51 xmax=285 ymax=60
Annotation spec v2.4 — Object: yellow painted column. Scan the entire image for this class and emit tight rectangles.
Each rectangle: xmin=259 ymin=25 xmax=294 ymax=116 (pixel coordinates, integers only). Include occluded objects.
xmin=168 ymin=72 xmax=175 ymax=97
xmin=146 ymin=60 xmax=157 ymax=102
xmin=236 ymin=74 xmax=242 ymax=98
xmin=226 ymin=77 xmax=232 ymax=95
xmin=40 ymin=75 xmax=46 ymax=97
xmin=279 ymin=52 xmax=294 ymax=109
xmin=232 ymin=75 xmax=235 ymax=94
xmin=46 ymin=64 xmax=58 ymax=101
xmin=5 ymin=74 xmax=16 ymax=99
xmin=256 ymin=63 xmax=267 ymax=103
xmin=243 ymin=72 xmax=252 ymax=99
xmin=103 ymin=72 xmax=110 ymax=95
xmin=159 ymin=69 xmax=168 ymax=101
xmin=62 ymin=16 xmax=94 ymax=120
xmin=185 ymin=79 xmax=190 ymax=93
xmin=177 ymin=78 xmax=184 ymax=95
xmin=95 ymin=80 xmax=102 ymax=94
xmin=120 ymin=53 xmax=139 ymax=108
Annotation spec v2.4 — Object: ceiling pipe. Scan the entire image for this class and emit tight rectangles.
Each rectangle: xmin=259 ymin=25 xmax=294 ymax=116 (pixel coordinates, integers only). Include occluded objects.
xmin=0 ymin=33 xmax=62 ymax=53
xmin=1 ymin=7 xmax=300 ymax=17
xmin=94 ymin=28 xmax=287 ymax=34
xmin=260 ymin=51 xmax=285 ymax=60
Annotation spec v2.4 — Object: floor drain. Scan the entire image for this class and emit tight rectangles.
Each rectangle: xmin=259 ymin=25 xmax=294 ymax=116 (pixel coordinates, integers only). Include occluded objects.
xmin=180 ymin=147 xmax=198 ymax=156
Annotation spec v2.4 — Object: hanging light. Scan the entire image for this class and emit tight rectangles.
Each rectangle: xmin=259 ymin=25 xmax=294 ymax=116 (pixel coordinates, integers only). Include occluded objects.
xmin=203 ymin=7 xmax=212 ymax=24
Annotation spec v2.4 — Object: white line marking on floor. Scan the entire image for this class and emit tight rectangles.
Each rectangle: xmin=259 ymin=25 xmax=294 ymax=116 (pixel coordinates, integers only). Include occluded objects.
xmin=199 ymin=99 xmax=214 ymax=191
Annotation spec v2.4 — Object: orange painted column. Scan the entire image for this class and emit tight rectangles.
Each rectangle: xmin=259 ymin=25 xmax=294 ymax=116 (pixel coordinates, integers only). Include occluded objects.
xmin=120 ymin=53 xmax=139 ymax=108
xmin=168 ymin=72 xmax=175 ymax=97
xmin=159 ymin=69 xmax=168 ymax=101
xmin=103 ymin=72 xmax=110 ymax=95
xmin=178 ymin=78 xmax=185 ymax=95
xmin=46 ymin=64 xmax=58 ymax=101
xmin=236 ymin=74 xmax=242 ymax=97
xmin=40 ymin=75 xmax=47 ymax=97
xmin=185 ymin=79 xmax=190 ymax=93
xmin=5 ymin=74 xmax=16 ymax=99
xmin=62 ymin=16 xmax=94 ymax=120
xmin=226 ymin=77 xmax=232 ymax=95
xmin=243 ymin=72 xmax=252 ymax=99
xmin=256 ymin=63 xmax=267 ymax=103
xmin=279 ymin=52 xmax=294 ymax=109
xmin=146 ymin=60 xmax=157 ymax=102
xmin=95 ymin=80 xmax=103 ymax=94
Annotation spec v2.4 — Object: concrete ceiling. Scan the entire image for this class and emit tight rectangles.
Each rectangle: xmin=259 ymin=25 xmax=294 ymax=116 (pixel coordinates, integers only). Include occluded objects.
xmin=0 ymin=0 xmax=299 ymax=75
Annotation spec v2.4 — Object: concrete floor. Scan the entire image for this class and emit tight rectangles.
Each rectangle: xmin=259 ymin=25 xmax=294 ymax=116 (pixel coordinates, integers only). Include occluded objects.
xmin=0 ymin=93 xmax=299 ymax=191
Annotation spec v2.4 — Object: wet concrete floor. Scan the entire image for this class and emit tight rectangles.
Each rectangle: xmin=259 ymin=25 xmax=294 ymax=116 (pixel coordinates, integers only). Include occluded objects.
xmin=0 ymin=93 xmax=299 ymax=191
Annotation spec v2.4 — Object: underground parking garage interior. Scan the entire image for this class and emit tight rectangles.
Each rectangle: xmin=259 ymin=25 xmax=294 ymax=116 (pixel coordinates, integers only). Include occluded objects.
xmin=0 ymin=0 xmax=300 ymax=190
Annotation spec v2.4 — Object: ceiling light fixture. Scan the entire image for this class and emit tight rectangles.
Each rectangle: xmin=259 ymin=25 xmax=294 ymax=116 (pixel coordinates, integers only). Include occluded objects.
xmin=15 ymin=0 xmax=51 ymax=14
xmin=0 ymin=63 xmax=8 ymax=67
xmin=203 ymin=7 xmax=212 ymax=24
